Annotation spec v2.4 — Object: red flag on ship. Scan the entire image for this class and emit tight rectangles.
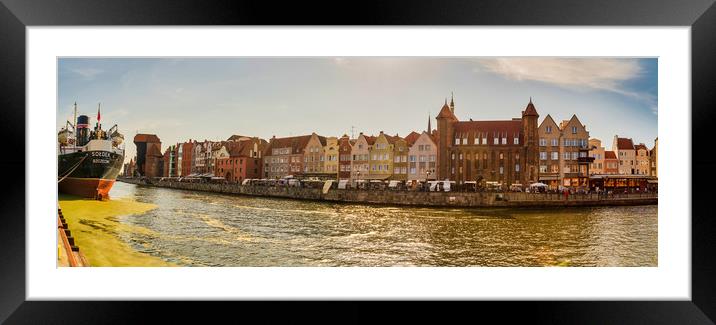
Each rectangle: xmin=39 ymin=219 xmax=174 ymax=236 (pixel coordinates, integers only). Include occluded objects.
xmin=97 ymin=105 xmax=101 ymax=122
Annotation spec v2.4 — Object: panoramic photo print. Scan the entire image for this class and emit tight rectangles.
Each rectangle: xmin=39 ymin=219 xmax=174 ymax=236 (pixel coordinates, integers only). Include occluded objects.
xmin=56 ymin=57 xmax=658 ymax=267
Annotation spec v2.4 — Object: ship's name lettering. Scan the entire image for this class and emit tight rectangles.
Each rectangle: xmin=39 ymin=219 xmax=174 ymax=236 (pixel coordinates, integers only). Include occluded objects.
xmin=91 ymin=151 xmax=111 ymax=158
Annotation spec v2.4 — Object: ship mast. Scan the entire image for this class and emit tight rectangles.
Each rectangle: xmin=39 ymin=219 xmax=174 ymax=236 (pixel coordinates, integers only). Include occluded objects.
xmin=73 ymin=102 xmax=77 ymax=132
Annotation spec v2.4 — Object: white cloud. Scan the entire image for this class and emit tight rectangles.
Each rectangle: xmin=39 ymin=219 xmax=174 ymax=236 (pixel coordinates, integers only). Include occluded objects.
xmin=477 ymin=58 xmax=643 ymax=93
xmin=478 ymin=58 xmax=656 ymax=114
xmin=70 ymin=68 xmax=104 ymax=79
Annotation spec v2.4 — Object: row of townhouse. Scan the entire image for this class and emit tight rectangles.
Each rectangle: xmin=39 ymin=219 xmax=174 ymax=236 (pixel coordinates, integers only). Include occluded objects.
xmin=131 ymin=95 xmax=657 ymax=189
xmin=587 ymin=136 xmax=658 ymax=178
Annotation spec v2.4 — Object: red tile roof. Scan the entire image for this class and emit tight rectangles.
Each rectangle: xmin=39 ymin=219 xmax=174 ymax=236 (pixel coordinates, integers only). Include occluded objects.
xmin=634 ymin=143 xmax=648 ymax=151
xmin=436 ymin=102 xmax=457 ymax=120
xmin=616 ymin=137 xmax=635 ymax=150
xmin=605 ymin=151 xmax=617 ymax=159
xmin=266 ymin=135 xmax=319 ymax=155
xmin=133 ymin=134 xmax=161 ymax=143
xmin=365 ymin=135 xmax=377 ymax=145
xmin=404 ymin=131 xmax=421 ymax=146
xmin=453 ymin=120 xmax=523 ymax=140
xmin=523 ymin=100 xmax=539 ymax=117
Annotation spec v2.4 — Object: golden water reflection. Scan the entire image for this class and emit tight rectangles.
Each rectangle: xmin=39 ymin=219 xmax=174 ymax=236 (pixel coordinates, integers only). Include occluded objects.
xmin=111 ymin=182 xmax=657 ymax=267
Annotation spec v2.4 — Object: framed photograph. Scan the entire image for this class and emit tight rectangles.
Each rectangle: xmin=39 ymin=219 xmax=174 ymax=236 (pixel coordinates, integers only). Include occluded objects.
xmin=1 ymin=0 xmax=714 ymax=322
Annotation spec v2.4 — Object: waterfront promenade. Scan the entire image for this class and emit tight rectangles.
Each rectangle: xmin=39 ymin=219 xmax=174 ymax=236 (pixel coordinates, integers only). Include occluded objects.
xmin=118 ymin=177 xmax=657 ymax=208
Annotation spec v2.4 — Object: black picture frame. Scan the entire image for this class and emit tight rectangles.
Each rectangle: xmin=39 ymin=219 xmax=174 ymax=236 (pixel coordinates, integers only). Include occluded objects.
xmin=1 ymin=0 xmax=714 ymax=323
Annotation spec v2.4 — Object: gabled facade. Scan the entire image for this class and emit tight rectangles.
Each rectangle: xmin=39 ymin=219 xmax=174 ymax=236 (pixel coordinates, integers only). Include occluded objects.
xmin=338 ymin=134 xmax=353 ymax=180
xmin=407 ymin=131 xmax=437 ymax=181
xmin=635 ymin=143 xmax=650 ymax=175
xmin=322 ymin=136 xmax=339 ymax=177
xmin=537 ymin=114 xmax=590 ymax=188
xmin=613 ymin=136 xmax=636 ymax=175
xmin=368 ymin=131 xmax=394 ymax=180
xmin=350 ymin=133 xmax=373 ymax=181
xmin=391 ymin=134 xmax=409 ymax=181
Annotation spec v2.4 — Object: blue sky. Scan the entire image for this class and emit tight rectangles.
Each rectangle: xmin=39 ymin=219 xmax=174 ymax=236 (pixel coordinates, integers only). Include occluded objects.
xmin=58 ymin=58 xmax=657 ymax=163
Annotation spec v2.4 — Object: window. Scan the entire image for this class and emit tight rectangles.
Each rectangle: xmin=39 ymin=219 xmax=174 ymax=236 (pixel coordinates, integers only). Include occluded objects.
xmin=499 ymin=153 xmax=504 ymax=160
xmin=459 ymin=154 xmax=463 ymax=160
xmin=482 ymin=137 xmax=487 ymax=145
xmin=564 ymin=152 xmax=570 ymax=160
xmin=501 ymin=137 xmax=507 ymax=145
xmin=572 ymin=126 xmax=577 ymax=134
xmin=394 ymin=156 xmax=400 ymax=162
xmin=551 ymin=152 xmax=558 ymax=160
xmin=455 ymin=138 xmax=460 ymax=145
xmin=451 ymin=153 xmax=455 ymax=160
xmin=409 ymin=155 xmax=416 ymax=162
xmin=425 ymin=145 xmax=431 ymax=151
xmin=463 ymin=137 xmax=468 ymax=145
xmin=494 ymin=137 xmax=499 ymax=145
xmin=546 ymin=126 xmax=552 ymax=133
xmin=551 ymin=138 xmax=558 ymax=146
xmin=514 ymin=137 xmax=519 ymax=145
xmin=430 ymin=155 xmax=436 ymax=162
xmin=540 ymin=165 xmax=547 ymax=173
xmin=572 ymin=152 xmax=578 ymax=160
xmin=540 ymin=152 xmax=547 ymax=160
xmin=410 ymin=167 xmax=416 ymax=174
xmin=499 ymin=166 xmax=504 ymax=174
xmin=539 ymin=138 xmax=546 ymax=146
xmin=515 ymin=164 xmax=520 ymax=172
xmin=515 ymin=153 xmax=519 ymax=160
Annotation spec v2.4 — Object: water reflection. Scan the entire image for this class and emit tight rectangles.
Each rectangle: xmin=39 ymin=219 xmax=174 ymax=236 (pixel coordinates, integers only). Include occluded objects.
xmin=110 ymin=182 xmax=657 ymax=267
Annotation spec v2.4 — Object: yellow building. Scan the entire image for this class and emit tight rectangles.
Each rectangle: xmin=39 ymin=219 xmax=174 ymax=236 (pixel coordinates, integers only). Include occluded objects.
xmin=368 ymin=131 xmax=394 ymax=180
xmin=391 ymin=135 xmax=408 ymax=181
xmin=322 ymin=136 xmax=339 ymax=178
xmin=635 ymin=143 xmax=650 ymax=176
xmin=588 ymin=138 xmax=605 ymax=174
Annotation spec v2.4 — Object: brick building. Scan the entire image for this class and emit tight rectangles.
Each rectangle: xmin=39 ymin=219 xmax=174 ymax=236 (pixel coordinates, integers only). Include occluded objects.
xmin=215 ymin=137 xmax=265 ymax=183
xmin=338 ymin=134 xmax=353 ymax=180
xmin=133 ymin=134 xmax=163 ymax=178
xmin=436 ymin=97 xmax=539 ymax=187
xmin=162 ymin=144 xmax=180 ymax=177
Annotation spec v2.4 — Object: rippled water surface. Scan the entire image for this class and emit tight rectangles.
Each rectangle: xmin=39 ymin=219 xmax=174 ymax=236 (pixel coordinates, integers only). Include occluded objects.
xmin=110 ymin=182 xmax=657 ymax=266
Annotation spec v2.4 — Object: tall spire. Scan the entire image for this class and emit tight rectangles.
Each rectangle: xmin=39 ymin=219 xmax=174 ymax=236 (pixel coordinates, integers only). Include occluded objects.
xmin=450 ymin=92 xmax=455 ymax=113
xmin=427 ymin=114 xmax=432 ymax=133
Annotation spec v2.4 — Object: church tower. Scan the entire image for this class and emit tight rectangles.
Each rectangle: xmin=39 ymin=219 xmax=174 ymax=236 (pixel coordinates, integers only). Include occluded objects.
xmin=522 ymin=97 xmax=539 ymax=184
xmin=436 ymin=97 xmax=458 ymax=180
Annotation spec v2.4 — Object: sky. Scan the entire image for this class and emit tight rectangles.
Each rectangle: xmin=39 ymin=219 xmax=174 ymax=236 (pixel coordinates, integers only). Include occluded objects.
xmin=58 ymin=58 xmax=657 ymax=164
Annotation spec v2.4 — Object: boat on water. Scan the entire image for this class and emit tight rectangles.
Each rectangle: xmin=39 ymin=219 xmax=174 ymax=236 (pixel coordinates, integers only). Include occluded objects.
xmin=58 ymin=103 xmax=125 ymax=200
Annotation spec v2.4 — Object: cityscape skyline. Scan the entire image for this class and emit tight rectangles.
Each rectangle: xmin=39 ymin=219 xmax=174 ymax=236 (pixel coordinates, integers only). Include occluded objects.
xmin=57 ymin=57 xmax=658 ymax=163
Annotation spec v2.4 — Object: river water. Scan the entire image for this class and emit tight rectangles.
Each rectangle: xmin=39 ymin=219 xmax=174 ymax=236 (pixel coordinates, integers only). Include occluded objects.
xmin=110 ymin=182 xmax=657 ymax=267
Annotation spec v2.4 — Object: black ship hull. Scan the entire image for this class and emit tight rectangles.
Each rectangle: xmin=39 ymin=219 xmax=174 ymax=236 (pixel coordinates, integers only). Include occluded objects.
xmin=58 ymin=150 xmax=124 ymax=199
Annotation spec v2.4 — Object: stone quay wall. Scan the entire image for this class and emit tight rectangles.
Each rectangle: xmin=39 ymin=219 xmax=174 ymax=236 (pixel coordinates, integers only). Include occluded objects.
xmin=118 ymin=177 xmax=657 ymax=208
